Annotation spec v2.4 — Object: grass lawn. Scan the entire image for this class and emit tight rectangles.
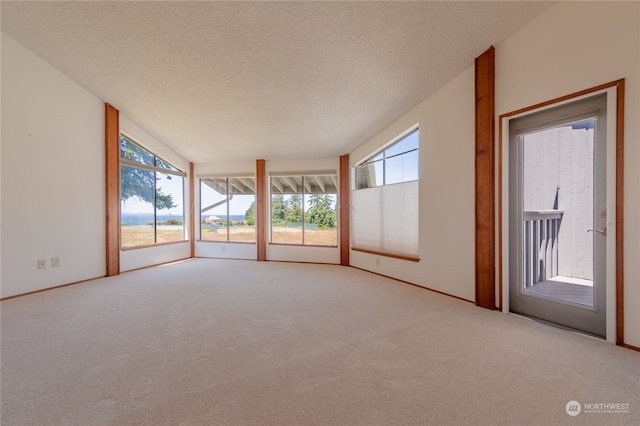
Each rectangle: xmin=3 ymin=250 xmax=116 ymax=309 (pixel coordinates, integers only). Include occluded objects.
xmin=121 ymin=226 xmax=184 ymax=247
xmin=201 ymin=225 xmax=256 ymax=242
xmin=270 ymin=227 xmax=337 ymax=245
xmin=123 ymin=225 xmax=337 ymax=247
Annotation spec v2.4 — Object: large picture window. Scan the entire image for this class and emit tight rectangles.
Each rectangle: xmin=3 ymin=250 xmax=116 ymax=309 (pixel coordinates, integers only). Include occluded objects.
xmin=352 ymin=128 xmax=419 ymax=259
xmin=200 ymin=177 xmax=256 ymax=242
xmin=270 ymin=174 xmax=338 ymax=246
xmin=120 ymin=135 xmax=185 ymax=248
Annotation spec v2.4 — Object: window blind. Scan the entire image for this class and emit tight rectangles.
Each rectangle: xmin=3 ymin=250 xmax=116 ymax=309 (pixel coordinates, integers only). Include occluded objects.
xmin=352 ymin=180 xmax=418 ymax=257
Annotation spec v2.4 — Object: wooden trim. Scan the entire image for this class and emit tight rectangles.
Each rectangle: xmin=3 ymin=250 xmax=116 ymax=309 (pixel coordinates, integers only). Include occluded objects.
xmin=2 ymin=258 xmax=220 ymax=301
xmin=0 ymin=276 xmax=105 ymax=301
xmin=497 ymin=79 xmax=626 ymax=345
xmin=269 ymin=242 xmax=337 ymax=248
xmin=120 ymin=240 xmax=189 ymax=251
xmin=350 ymin=266 xmax=475 ymax=304
xmin=256 ymin=159 xmax=267 ymax=261
xmin=615 ymin=80 xmax=625 ymax=346
xmin=474 ymin=46 xmax=496 ymax=309
xmin=196 ymin=255 xmax=262 ymax=262
xmin=105 ymin=103 xmax=120 ymax=277
xmin=117 ymin=257 xmax=192 ymax=273
xmin=623 ymin=343 xmax=639 ymax=353
xmin=258 ymin=259 xmax=342 ymax=267
xmin=351 ymin=247 xmax=420 ymax=263
xmin=500 ymin=80 xmax=626 ymax=119
xmin=189 ymin=162 xmax=195 ymax=258
xmin=197 ymin=240 xmax=256 ymax=245
xmin=339 ymin=154 xmax=350 ymax=266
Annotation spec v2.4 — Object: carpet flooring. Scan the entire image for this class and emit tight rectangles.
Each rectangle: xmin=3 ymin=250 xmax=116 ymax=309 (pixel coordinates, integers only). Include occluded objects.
xmin=1 ymin=258 xmax=638 ymax=425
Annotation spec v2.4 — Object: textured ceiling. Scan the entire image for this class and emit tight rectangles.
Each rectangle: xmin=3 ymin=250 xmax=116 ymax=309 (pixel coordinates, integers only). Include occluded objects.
xmin=1 ymin=1 xmax=554 ymax=164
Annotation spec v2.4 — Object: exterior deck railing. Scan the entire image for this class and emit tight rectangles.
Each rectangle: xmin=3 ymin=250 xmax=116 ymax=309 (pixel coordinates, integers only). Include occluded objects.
xmin=523 ymin=210 xmax=563 ymax=287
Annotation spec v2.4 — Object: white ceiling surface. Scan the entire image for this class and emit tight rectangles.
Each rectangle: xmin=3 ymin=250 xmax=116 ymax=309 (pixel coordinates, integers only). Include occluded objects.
xmin=1 ymin=1 xmax=553 ymax=164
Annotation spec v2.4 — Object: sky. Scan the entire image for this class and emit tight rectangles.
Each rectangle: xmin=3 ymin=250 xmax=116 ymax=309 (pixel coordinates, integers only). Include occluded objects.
xmin=120 ymin=173 xmax=185 ymax=216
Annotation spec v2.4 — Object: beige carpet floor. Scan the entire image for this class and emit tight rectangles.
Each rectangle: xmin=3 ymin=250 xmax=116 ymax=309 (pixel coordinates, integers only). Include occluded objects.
xmin=1 ymin=258 xmax=638 ymax=425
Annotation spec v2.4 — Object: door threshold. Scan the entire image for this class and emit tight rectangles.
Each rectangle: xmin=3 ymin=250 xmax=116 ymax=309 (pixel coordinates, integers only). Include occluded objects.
xmin=509 ymin=312 xmax=605 ymax=340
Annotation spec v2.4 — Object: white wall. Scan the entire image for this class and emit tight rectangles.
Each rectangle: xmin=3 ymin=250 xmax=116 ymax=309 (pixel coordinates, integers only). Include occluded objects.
xmin=1 ymin=33 xmax=105 ymax=298
xmin=3 ymin=1 xmax=637 ymax=345
xmin=194 ymin=160 xmax=258 ymax=260
xmin=350 ymin=67 xmax=476 ymax=302
xmin=119 ymin=116 xmax=192 ymax=272
xmin=0 ymin=33 xmax=195 ymax=292
xmin=496 ymin=1 xmax=640 ymax=346
xmin=347 ymin=1 xmax=640 ymax=346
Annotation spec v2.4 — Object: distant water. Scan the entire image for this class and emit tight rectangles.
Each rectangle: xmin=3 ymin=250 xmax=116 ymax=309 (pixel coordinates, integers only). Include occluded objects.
xmin=121 ymin=213 xmax=245 ymax=226
xmin=200 ymin=215 xmax=246 ymax=222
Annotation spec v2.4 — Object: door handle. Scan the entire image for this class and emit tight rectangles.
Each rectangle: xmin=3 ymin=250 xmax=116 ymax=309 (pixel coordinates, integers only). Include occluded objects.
xmin=587 ymin=227 xmax=607 ymax=237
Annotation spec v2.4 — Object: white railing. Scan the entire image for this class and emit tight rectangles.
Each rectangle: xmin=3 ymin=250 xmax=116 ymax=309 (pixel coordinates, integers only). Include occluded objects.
xmin=523 ymin=210 xmax=563 ymax=287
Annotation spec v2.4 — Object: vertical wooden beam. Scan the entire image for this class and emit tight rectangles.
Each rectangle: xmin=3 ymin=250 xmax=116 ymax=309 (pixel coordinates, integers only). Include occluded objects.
xmin=190 ymin=162 xmax=195 ymax=258
xmin=105 ymin=103 xmax=120 ymax=276
xmin=339 ymin=154 xmax=350 ymax=266
xmin=256 ymin=159 xmax=267 ymax=261
xmin=615 ymin=79 xmax=625 ymax=346
xmin=475 ymin=46 xmax=496 ymax=309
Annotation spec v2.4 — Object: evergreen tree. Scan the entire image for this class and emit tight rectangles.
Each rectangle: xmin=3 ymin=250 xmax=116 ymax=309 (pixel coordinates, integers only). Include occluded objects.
xmin=271 ymin=194 xmax=287 ymax=224
xmin=120 ymin=137 xmax=176 ymax=209
xmin=306 ymin=194 xmax=336 ymax=229
xmin=285 ymin=194 xmax=303 ymax=224
xmin=245 ymin=201 xmax=256 ymax=226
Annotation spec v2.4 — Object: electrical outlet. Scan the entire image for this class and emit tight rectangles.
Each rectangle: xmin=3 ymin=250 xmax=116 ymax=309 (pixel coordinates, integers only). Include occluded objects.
xmin=51 ymin=257 xmax=60 ymax=268
xmin=37 ymin=259 xmax=46 ymax=270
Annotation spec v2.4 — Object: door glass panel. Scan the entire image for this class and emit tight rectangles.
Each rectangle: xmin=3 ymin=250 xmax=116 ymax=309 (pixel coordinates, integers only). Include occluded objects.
xmin=520 ymin=118 xmax=595 ymax=307
xmin=509 ymin=92 xmax=607 ymax=338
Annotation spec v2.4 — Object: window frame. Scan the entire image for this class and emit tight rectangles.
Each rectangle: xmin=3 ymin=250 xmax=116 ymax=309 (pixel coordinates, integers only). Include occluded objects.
xmin=355 ymin=127 xmax=419 ymax=190
xmin=351 ymin=126 xmax=420 ymax=261
xmin=119 ymin=134 xmax=186 ymax=249
xmin=199 ymin=176 xmax=257 ymax=244
xmin=269 ymin=172 xmax=338 ymax=247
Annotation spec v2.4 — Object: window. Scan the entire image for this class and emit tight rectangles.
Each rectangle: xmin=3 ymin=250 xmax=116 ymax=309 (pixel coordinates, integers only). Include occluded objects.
xmin=355 ymin=128 xmax=418 ymax=189
xmin=200 ymin=177 xmax=256 ymax=242
xmin=352 ymin=128 xmax=419 ymax=259
xmin=120 ymin=135 xmax=185 ymax=247
xmin=271 ymin=174 xmax=338 ymax=246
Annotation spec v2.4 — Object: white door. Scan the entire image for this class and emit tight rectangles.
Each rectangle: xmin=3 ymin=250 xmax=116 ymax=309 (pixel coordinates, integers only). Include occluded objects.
xmin=509 ymin=94 xmax=607 ymax=337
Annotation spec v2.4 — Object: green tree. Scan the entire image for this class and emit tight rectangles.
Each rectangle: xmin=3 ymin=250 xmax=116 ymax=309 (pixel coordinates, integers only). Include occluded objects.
xmin=306 ymin=194 xmax=336 ymax=229
xmin=272 ymin=194 xmax=287 ymax=224
xmin=120 ymin=137 xmax=176 ymax=209
xmin=245 ymin=201 xmax=256 ymax=226
xmin=285 ymin=194 xmax=302 ymax=224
